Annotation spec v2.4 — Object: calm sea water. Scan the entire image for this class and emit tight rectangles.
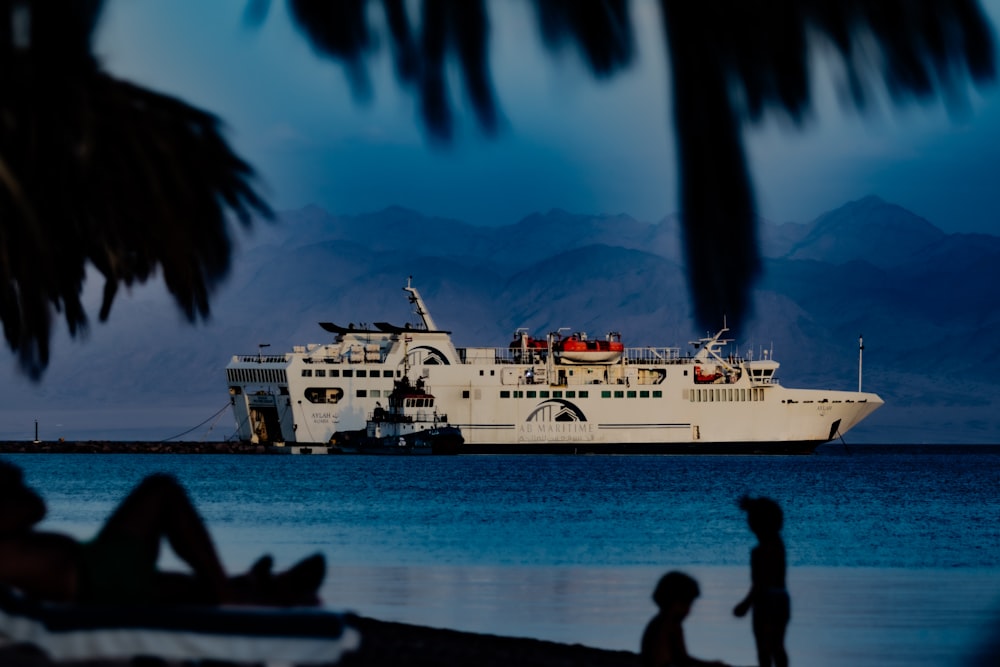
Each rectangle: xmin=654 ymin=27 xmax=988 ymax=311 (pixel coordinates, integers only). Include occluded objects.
xmin=7 ymin=445 xmax=1000 ymax=667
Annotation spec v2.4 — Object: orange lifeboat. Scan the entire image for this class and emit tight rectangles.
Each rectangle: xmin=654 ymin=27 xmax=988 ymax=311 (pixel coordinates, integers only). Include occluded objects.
xmin=554 ymin=332 xmax=624 ymax=364
xmin=694 ymin=365 xmax=723 ymax=384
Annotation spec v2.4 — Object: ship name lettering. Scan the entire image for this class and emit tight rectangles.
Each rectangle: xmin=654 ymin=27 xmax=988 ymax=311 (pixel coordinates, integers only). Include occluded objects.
xmin=517 ymin=422 xmax=595 ymax=442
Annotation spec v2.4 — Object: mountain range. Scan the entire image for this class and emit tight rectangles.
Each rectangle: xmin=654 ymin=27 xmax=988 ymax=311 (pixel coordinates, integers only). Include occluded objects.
xmin=4 ymin=195 xmax=998 ymax=444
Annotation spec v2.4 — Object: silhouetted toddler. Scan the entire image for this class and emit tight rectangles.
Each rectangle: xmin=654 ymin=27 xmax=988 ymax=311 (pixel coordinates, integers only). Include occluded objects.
xmin=641 ymin=570 xmax=729 ymax=667
xmin=733 ymin=496 xmax=790 ymax=667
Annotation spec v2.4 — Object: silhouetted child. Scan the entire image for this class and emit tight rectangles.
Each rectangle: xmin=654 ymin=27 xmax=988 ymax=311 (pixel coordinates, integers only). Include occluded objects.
xmin=641 ymin=571 xmax=729 ymax=667
xmin=733 ymin=496 xmax=789 ymax=667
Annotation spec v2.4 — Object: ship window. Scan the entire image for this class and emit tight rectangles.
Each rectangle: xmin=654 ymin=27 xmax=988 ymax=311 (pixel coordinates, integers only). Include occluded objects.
xmin=357 ymin=370 xmax=367 ymax=378
xmin=687 ymin=390 xmax=694 ymax=402
xmin=601 ymin=391 xmax=611 ymax=398
xmin=302 ymin=369 xmax=312 ymax=377
xmin=566 ymin=391 xmax=575 ymax=398
xmin=614 ymin=390 xmax=624 ymax=398
xmin=371 ymin=390 xmax=381 ymax=398
xmin=640 ymin=391 xmax=649 ymax=398
xmin=578 ymin=391 xmax=588 ymax=398
xmin=539 ymin=391 xmax=549 ymax=398
xmin=500 ymin=390 xmax=510 ymax=398
xmin=462 ymin=390 xmax=470 ymax=399
xmin=490 ymin=370 xmax=495 ymax=376
xmin=330 ymin=370 xmax=340 ymax=377
xmin=514 ymin=391 xmax=523 ymax=398
xmin=356 ymin=390 xmax=367 ymax=398
xmin=305 ymin=387 xmax=343 ymax=404
xmin=684 ymin=370 xmax=689 ymax=376
xmin=383 ymin=371 xmax=394 ymax=378
xmin=479 ymin=370 xmax=484 ymax=376
xmin=315 ymin=369 xmax=326 ymax=377
xmin=627 ymin=391 xmax=636 ymax=398
xmin=553 ymin=391 xmax=563 ymax=398
xmin=527 ymin=391 xmax=536 ymax=398
xmin=343 ymin=370 xmax=353 ymax=378
xmin=720 ymin=389 xmax=726 ymax=402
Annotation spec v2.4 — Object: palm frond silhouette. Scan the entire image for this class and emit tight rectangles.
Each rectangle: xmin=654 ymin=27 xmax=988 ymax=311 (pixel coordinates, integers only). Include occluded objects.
xmin=0 ymin=0 xmax=993 ymax=376
xmin=0 ymin=1 xmax=270 ymax=377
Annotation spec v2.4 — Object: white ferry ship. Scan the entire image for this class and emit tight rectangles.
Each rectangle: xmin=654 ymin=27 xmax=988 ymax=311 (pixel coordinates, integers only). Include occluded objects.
xmin=225 ymin=279 xmax=883 ymax=454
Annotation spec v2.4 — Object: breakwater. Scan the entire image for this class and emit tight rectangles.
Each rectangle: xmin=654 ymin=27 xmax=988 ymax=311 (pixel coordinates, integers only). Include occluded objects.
xmin=0 ymin=440 xmax=266 ymax=454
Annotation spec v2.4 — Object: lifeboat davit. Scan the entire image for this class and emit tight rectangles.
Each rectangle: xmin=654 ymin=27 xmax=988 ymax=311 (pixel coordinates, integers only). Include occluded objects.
xmin=554 ymin=332 xmax=624 ymax=364
xmin=509 ymin=332 xmax=549 ymax=351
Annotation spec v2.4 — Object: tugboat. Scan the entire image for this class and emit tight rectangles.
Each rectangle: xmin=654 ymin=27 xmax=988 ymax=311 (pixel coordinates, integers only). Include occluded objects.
xmin=342 ymin=375 xmax=462 ymax=455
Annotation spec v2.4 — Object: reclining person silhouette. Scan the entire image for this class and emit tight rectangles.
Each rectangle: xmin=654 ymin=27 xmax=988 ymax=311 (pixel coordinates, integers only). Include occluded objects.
xmin=0 ymin=461 xmax=324 ymax=606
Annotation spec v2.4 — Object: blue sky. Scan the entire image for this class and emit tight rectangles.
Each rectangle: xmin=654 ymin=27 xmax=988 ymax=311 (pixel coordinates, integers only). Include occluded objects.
xmin=95 ymin=1 xmax=1000 ymax=232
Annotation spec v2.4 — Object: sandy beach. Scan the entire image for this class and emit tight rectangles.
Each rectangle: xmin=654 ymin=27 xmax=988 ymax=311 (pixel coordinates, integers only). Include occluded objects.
xmin=341 ymin=615 xmax=641 ymax=667
xmin=0 ymin=617 xmax=642 ymax=667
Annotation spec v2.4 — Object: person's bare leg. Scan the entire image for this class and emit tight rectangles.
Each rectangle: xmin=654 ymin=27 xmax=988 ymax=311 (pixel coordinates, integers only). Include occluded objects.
xmin=96 ymin=474 xmax=227 ymax=602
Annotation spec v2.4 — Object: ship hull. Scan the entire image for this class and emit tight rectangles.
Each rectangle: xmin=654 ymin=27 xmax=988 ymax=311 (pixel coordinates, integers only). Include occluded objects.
xmin=455 ymin=440 xmax=823 ymax=455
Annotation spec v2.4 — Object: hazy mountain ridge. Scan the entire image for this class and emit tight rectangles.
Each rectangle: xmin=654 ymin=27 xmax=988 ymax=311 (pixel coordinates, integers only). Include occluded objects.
xmin=4 ymin=195 xmax=999 ymax=444
xmin=781 ymin=195 xmax=947 ymax=267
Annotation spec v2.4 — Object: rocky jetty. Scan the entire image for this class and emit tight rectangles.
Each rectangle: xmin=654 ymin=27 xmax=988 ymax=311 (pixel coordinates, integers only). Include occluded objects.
xmin=0 ymin=441 xmax=268 ymax=454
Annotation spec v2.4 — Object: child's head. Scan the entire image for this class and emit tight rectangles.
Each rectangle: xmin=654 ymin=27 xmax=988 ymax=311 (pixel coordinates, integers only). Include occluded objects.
xmin=0 ymin=460 xmax=45 ymax=528
xmin=652 ymin=571 xmax=700 ymax=616
xmin=739 ymin=495 xmax=783 ymax=535
xmin=0 ymin=460 xmax=29 ymax=499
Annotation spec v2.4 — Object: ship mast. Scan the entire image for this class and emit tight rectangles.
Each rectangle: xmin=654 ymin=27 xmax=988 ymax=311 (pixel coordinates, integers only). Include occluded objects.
xmin=403 ymin=276 xmax=438 ymax=331
xmin=858 ymin=334 xmax=864 ymax=393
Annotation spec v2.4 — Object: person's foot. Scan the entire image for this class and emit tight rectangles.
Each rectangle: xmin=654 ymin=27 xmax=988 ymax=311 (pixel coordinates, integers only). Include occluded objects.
xmin=226 ymin=553 xmax=275 ymax=604
xmin=250 ymin=554 xmax=274 ymax=579
xmin=267 ymin=553 xmax=326 ymax=606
